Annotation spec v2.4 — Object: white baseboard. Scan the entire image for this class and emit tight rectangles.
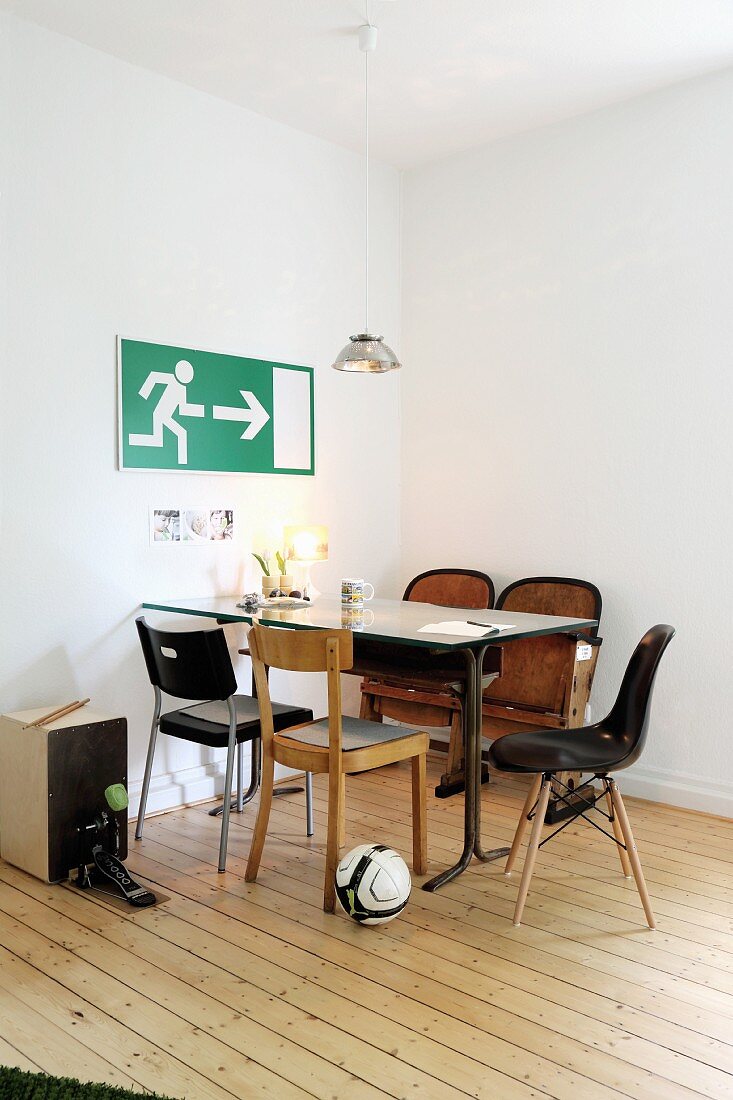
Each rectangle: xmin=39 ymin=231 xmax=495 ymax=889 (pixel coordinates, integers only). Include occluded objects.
xmin=616 ymin=766 xmax=733 ymax=819
xmin=128 ymin=754 xmax=732 ymax=824
xmin=127 ymin=758 xmax=301 ymax=820
xmin=127 ymin=761 xmax=240 ymax=819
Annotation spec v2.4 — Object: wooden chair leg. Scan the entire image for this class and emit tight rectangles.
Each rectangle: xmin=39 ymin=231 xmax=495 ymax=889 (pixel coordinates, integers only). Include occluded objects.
xmin=609 ymin=780 xmax=656 ymax=929
xmin=338 ymin=772 xmax=346 ymax=848
xmin=505 ymin=774 xmax=542 ymax=876
xmin=445 ymin=707 xmax=464 ymax=777
xmin=605 ymin=788 xmax=632 ymax=878
xmin=324 ymin=765 xmax=344 ymax=913
xmin=411 ymin=753 xmax=428 ymax=875
xmin=513 ymin=776 xmax=551 ymax=927
xmin=359 ymin=685 xmax=382 ymax=723
xmin=245 ymin=743 xmax=274 ymax=882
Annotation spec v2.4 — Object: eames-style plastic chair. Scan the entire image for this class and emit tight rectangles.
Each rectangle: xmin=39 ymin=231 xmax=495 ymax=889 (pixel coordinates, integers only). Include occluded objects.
xmin=135 ymin=617 xmax=313 ymax=872
xmin=488 ymin=626 xmax=675 ymax=928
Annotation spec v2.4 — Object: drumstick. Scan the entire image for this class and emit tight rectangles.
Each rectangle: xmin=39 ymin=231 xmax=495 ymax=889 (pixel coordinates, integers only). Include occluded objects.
xmin=23 ymin=698 xmax=90 ymax=729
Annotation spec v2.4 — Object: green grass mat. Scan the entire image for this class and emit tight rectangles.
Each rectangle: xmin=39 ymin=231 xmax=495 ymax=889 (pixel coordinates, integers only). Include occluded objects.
xmin=0 ymin=1066 xmax=174 ymax=1099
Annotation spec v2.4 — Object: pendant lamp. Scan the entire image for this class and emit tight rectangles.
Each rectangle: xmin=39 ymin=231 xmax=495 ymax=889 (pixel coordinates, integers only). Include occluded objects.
xmin=332 ymin=13 xmax=401 ymax=373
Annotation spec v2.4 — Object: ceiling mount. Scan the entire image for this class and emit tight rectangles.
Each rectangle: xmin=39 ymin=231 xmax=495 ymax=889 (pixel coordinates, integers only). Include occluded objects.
xmin=359 ymin=24 xmax=377 ymax=53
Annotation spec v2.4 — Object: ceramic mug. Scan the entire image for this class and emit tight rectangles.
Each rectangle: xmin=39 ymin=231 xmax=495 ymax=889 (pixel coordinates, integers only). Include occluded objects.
xmin=341 ymin=578 xmax=375 ymax=607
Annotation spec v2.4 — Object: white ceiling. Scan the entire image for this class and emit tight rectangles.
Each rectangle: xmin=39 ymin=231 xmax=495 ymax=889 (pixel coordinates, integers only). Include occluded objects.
xmin=3 ymin=0 xmax=733 ymax=167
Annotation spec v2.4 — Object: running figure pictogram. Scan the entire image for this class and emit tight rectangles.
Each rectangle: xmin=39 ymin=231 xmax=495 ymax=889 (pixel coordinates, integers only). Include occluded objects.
xmin=128 ymin=360 xmax=204 ymax=465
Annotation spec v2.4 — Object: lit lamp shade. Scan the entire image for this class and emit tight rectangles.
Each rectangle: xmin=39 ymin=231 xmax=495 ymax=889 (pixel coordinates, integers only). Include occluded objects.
xmin=332 ymin=334 xmax=400 ymax=373
xmin=284 ymin=525 xmax=329 ymax=563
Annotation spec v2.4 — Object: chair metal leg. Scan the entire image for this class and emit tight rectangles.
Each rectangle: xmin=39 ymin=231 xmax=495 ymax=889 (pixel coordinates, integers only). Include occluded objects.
xmin=250 ymin=736 xmax=261 ymax=798
xmin=609 ymin=780 xmax=656 ymax=929
xmin=513 ymin=775 xmax=551 ymax=927
xmin=217 ymin=699 xmax=238 ymax=873
xmin=305 ymin=772 xmax=314 ymax=837
xmin=236 ymin=742 xmax=244 ymax=812
xmin=135 ymin=687 xmax=161 ymax=841
xmin=505 ymin=774 xmax=542 ymax=876
xmin=209 ymin=736 xmax=261 ymax=817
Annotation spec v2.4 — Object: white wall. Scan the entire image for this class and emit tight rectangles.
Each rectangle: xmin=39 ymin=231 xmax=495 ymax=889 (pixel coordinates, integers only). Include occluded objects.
xmin=401 ymin=69 xmax=733 ymax=816
xmin=3 ymin=14 xmax=731 ymax=821
xmin=0 ymin=14 xmax=402 ymax=813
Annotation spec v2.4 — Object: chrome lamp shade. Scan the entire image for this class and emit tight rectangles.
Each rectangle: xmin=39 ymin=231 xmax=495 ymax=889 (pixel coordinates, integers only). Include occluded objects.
xmin=332 ymin=333 xmax=401 ymax=373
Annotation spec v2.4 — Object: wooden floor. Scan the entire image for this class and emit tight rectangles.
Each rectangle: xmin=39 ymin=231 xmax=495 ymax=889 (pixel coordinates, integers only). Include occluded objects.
xmin=1 ymin=758 xmax=732 ymax=1100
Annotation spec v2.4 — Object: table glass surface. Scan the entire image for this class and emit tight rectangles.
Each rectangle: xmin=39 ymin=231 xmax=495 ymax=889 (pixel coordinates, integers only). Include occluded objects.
xmin=142 ymin=595 xmax=596 ymax=651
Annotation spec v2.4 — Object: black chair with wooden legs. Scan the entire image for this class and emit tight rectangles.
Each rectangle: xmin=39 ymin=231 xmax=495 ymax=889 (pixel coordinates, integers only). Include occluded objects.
xmin=135 ymin=617 xmax=313 ymax=872
xmin=488 ymin=625 xmax=675 ymax=928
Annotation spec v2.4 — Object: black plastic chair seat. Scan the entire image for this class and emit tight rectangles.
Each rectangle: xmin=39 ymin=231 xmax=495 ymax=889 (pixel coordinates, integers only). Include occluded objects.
xmin=488 ymin=725 xmax=632 ymax=775
xmin=160 ymin=695 xmax=313 ymax=749
xmin=488 ymin=625 xmax=676 ymax=777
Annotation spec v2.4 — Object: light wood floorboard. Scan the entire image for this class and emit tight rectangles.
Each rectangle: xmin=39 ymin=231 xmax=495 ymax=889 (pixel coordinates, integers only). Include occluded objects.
xmin=0 ymin=757 xmax=731 ymax=1099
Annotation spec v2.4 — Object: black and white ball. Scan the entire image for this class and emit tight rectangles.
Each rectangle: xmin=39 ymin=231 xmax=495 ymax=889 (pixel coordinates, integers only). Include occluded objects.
xmin=335 ymin=844 xmax=411 ymax=925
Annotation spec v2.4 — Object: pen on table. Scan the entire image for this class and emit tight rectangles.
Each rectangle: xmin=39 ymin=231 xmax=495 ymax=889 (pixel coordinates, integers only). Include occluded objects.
xmin=466 ymin=623 xmax=501 ymax=635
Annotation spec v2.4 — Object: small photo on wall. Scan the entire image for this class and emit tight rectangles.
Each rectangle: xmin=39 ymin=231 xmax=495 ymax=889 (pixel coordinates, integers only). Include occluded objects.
xmin=151 ymin=506 xmax=234 ymax=545
xmin=181 ymin=509 xmax=211 ymax=543
xmin=210 ymin=509 xmax=234 ymax=540
xmin=151 ymin=509 xmax=180 ymax=542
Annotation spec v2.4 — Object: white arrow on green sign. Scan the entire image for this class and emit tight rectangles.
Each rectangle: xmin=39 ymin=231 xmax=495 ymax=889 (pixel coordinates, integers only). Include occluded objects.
xmin=118 ymin=338 xmax=314 ymax=476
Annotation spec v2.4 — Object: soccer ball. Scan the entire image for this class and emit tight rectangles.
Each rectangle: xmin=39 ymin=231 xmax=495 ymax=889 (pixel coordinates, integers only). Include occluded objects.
xmin=335 ymin=844 xmax=411 ymax=925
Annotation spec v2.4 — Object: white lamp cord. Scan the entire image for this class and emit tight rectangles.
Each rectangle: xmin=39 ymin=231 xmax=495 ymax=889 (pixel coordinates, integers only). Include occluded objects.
xmin=364 ymin=2 xmax=370 ymax=334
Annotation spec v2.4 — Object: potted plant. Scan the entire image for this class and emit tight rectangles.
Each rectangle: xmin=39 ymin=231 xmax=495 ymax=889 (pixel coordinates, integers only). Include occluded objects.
xmin=252 ymin=550 xmax=277 ymax=597
xmin=276 ymin=549 xmax=294 ymax=595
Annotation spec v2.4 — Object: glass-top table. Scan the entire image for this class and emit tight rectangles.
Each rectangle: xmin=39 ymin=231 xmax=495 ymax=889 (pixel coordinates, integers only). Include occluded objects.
xmin=143 ymin=595 xmax=594 ymax=649
xmin=142 ymin=594 xmax=596 ymax=890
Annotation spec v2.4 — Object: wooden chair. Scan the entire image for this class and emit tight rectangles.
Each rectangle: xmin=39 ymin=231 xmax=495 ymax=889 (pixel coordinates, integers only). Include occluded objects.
xmin=245 ymin=624 xmax=429 ymax=912
xmin=482 ymin=577 xmax=603 ymax=820
xmin=357 ymin=568 xmax=498 ymax=797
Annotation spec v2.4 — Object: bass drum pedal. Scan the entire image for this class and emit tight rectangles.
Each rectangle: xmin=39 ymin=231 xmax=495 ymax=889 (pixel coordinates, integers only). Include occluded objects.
xmin=89 ymin=846 xmax=156 ymax=907
xmin=75 ymin=784 xmax=156 ymax=908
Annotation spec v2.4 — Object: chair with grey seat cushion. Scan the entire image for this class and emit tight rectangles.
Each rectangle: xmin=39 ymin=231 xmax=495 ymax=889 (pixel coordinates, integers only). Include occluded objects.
xmin=244 ymin=623 xmax=430 ymax=912
xmin=135 ymin=616 xmax=313 ymax=872
xmin=286 ymin=715 xmax=422 ymax=752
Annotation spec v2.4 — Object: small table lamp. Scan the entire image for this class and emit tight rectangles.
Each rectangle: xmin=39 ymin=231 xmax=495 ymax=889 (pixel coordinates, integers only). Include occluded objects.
xmin=283 ymin=525 xmax=329 ymax=601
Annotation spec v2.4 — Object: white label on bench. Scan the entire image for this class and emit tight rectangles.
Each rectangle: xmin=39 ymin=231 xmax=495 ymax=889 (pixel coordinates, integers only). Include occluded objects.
xmin=576 ymin=644 xmax=592 ymax=662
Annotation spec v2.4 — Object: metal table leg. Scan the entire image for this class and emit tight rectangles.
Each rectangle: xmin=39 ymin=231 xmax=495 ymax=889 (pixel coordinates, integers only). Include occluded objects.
xmin=473 ymin=644 xmax=510 ymax=864
xmin=423 ymin=648 xmax=477 ymax=892
xmin=423 ymin=644 xmax=509 ymax=890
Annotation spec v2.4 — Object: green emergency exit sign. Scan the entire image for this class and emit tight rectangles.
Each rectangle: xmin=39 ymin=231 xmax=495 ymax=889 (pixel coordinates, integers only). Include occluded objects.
xmin=117 ymin=337 xmax=315 ymax=476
